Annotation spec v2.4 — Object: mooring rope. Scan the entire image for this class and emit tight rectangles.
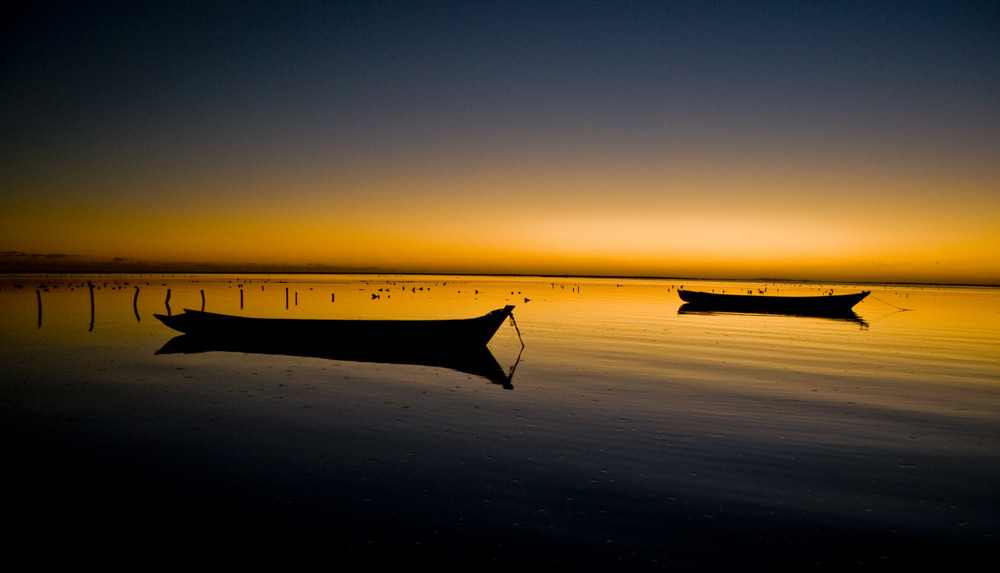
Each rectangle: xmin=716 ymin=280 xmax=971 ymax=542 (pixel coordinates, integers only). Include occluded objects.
xmin=868 ymin=294 xmax=912 ymax=311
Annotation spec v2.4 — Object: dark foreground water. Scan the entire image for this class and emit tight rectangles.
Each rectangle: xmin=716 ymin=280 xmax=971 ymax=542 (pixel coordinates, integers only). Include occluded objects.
xmin=2 ymin=274 xmax=997 ymax=569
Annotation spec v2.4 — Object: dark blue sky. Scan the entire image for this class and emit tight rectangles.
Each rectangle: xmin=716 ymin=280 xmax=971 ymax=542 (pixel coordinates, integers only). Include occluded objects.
xmin=6 ymin=1 xmax=996 ymax=164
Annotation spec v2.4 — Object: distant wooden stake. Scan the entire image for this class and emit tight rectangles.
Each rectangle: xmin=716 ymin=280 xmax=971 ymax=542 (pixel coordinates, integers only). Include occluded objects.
xmin=36 ymin=289 xmax=42 ymax=329
xmin=202 ymin=289 xmax=207 ymax=311
xmin=134 ymin=286 xmax=141 ymax=321
xmin=88 ymin=281 xmax=95 ymax=331
xmin=165 ymin=288 xmax=172 ymax=316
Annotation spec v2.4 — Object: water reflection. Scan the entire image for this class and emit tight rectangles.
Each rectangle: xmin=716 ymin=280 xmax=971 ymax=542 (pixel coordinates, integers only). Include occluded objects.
xmin=678 ymin=303 xmax=869 ymax=327
xmin=156 ymin=335 xmax=519 ymax=389
xmin=4 ymin=274 xmax=1000 ymax=568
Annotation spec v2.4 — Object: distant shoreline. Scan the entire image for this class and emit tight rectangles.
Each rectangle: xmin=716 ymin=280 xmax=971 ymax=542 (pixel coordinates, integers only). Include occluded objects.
xmin=0 ymin=268 xmax=996 ymax=289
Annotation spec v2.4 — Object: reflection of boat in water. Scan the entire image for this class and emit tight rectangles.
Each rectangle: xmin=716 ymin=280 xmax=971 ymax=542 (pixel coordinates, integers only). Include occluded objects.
xmin=154 ymin=306 xmax=519 ymax=388
xmin=677 ymin=290 xmax=870 ymax=325
xmin=155 ymin=334 xmax=518 ymax=388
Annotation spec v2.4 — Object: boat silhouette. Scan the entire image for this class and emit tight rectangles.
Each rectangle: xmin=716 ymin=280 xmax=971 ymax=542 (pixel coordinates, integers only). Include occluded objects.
xmin=678 ymin=289 xmax=868 ymax=313
xmin=154 ymin=306 xmax=519 ymax=388
xmin=676 ymin=289 xmax=870 ymax=325
xmin=155 ymin=306 xmax=514 ymax=347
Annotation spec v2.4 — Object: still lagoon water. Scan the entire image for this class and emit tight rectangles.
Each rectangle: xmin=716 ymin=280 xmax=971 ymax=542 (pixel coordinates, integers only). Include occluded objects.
xmin=2 ymin=274 xmax=997 ymax=569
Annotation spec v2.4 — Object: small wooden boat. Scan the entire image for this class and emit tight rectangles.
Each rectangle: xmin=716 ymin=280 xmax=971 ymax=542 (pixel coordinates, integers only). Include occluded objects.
xmin=155 ymin=305 xmax=515 ymax=350
xmin=677 ymin=289 xmax=869 ymax=316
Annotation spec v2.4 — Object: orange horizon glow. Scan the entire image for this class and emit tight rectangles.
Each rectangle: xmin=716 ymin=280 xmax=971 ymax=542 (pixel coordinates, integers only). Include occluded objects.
xmin=3 ymin=170 xmax=998 ymax=286
xmin=2 ymin=148 xmax=999 ymax=285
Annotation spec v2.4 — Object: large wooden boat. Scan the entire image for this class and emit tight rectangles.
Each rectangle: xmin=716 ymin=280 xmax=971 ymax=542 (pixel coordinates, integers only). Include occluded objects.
xmin=677 ymin=289 xmax=869 ymax=317
xmin=155 ymin=305 xmax=515 ymax=350
xmin=154 ymin=305 xmax=519 ymax=387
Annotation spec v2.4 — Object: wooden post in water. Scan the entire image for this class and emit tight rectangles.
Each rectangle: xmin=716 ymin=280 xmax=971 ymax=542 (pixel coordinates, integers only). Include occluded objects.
xmin=88 ymin=281 xmax=95 ymax=331
xmin=165 ymin=288 xmax=172 ymax=316
xmin=286 ymin=287 xmax=289 ymax=309
xmin=133 ymin=286 xmax=141 ymax=321
xmin=36 ymin=289 xmax=42 ymax=329
xmin=202 ymin=289 xmax=207 ymax=311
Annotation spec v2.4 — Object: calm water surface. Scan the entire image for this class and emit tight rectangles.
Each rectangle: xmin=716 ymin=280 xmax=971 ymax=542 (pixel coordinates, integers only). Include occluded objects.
xmin=2 ymin=274 xmax=997 ymax=569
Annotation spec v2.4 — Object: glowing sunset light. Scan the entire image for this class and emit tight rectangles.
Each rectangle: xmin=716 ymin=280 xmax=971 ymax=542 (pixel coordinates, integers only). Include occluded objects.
xmin=1 ymin=2 xmax=997 ymax=283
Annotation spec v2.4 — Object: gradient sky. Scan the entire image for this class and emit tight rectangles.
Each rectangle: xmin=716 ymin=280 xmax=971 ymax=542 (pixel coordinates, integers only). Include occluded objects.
xmin=2 ymin=1 xmax=998 ymax=283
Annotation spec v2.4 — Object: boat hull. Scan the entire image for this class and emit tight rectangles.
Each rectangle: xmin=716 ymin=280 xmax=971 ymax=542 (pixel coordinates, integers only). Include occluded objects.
xmin=154 ymin=305 xmax=515 ymax=350
xmin=677 ymin=290 xmax=869 ymax=316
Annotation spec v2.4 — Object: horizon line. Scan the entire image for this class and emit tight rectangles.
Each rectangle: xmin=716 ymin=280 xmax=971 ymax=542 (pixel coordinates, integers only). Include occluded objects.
xmin=0 ymin=265 xmax=996 ymax=289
